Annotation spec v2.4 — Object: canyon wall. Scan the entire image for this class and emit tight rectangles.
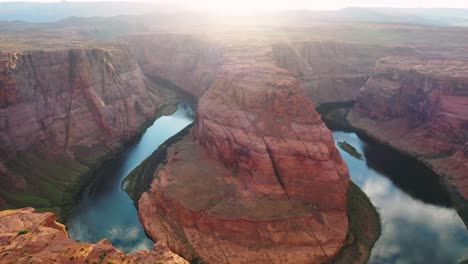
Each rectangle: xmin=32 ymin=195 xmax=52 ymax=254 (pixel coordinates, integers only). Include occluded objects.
xmin=272 ymin=41 xmax=419 ymax=106
xmin=136 ymin=44 xmax=351 ymax=263
xmin=348 ymin=56 xmax=468 ymax=215
xmin=0 ymin=208 xmax=187 ymax=263
xmin=0 ymin=46 xmax=175 ymax=214
xmin=126 ymin=34 xmax=223 ymax=98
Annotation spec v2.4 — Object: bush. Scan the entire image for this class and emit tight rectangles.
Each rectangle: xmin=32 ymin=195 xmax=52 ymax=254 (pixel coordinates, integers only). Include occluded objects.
xmin=17 ymin=229 xmax=29 ymax=235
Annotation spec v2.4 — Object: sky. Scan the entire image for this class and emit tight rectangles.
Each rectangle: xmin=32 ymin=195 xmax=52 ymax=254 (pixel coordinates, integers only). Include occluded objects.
xmin=1 ymin=0 xmax=468 ymax=11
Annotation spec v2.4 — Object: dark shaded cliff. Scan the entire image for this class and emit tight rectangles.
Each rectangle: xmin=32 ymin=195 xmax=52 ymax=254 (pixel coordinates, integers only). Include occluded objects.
xmin=0 ymin=45 xmax=177 ymax=217
xmin=348 ymin=56 xmax=468 ymax=223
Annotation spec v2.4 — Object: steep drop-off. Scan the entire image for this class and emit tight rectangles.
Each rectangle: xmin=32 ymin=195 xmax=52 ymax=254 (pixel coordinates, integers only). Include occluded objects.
xmin=348 ymin=56 xmax=468 ymax=221
xmin=135 ymin=44 xmax=352 ymax=263
xmin=0 ymin=208 xmax=187 ymax=263
xmin=126 ymin=34 xmax=223 ymax=98
xmin=272 ymin=41 xmax=420 ymax=106
xmin=0 ymin=46 xmax=176 ymax=216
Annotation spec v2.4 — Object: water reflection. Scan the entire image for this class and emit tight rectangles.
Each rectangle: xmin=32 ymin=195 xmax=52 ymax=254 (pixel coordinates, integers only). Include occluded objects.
xmin=333 ymin=131 xmax=468 ymax=264
xmin=66 ymin=103 xmax=194 ymax=253
xmin=362 ymin=135 xmax=453 ymax=207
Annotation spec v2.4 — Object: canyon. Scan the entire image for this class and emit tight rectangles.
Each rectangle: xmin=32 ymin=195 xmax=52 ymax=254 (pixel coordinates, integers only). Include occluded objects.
xmin=0 ymin=44 xmax=178 ymax=218
xmin=0 ymin=13 xmax=468 ymax=264
xmin=136 ymin=45 xmax=352 ymax=263
xmin=348 ymin=56 xmax=468 ymax=223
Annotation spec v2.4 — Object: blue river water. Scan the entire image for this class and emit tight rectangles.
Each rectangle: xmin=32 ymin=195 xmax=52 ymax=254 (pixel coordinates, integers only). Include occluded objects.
xmin=66 ymin=103 xmax=467 ymax=263
xmin=66 ymin=103 xmax=194 ymax=253
xmin=333 ymin=131 xmax=468 ymax=264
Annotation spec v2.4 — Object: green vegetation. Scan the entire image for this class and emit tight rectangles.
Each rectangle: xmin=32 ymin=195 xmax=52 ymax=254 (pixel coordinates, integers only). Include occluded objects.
xmin=0 ymin=147 xmax=117 ymax=221
xmin=328 ymin=182 xmax=381 ymax=264
xmin=338 ymin=141 xmax=364 ymax=160
xmin=17 ymin=229 xmax=29 ymax=236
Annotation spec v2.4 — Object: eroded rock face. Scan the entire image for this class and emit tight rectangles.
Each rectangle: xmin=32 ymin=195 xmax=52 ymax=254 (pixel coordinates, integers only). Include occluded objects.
xmin=138 ymin=47 xmax=350 ymax=263
xmin=272 ymin=41 xmax=419 ymax=106
xmin=0 ymin=208 xmax=187 ymax=264
xmin=349 ymin=56 xmax=468 ymax=200
xmin=127 ymin=34 xmax=223 ymax=97
xmin=0 ymin=46 xmax=173 ymax=210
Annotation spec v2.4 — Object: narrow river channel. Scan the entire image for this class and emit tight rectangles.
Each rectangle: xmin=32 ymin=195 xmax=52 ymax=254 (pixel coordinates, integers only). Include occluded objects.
xmin=66 ymin=103 xmax=194 ymax=253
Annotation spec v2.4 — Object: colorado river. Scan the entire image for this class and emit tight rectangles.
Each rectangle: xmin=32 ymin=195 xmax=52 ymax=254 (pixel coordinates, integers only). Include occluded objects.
xmin=66 ymin=103 xmax=194 ymax=253
xmin=333 ymin=131 xmax=468 ymax=264
xmin=66 ymin=102 xmax=467 ymax=262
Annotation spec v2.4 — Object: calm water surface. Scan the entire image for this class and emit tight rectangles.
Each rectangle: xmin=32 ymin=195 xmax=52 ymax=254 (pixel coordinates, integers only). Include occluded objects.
xmin=67 ymin=103 xmax=194 ymax=253
xmin=333 ymin=131 xmax=468 ymax=264
xmin=66 ymin=103 xmax=468 ymax=262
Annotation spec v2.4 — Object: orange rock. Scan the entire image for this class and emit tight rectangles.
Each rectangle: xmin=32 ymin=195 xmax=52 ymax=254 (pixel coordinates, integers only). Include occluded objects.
xmin=349 ymin=56 xmax=468 ymax=200
xmin=272 ymin=41 xmax=420 ymax=106
xmin=0 ymin=208 xmax=188 ymax=264
xmin=127 ymin=34 xmax=223 ymax=98
xmin=138 ymin=45 xmax=350 ymax=264
xmin=0 ymin=46 xmax=173 ymax=208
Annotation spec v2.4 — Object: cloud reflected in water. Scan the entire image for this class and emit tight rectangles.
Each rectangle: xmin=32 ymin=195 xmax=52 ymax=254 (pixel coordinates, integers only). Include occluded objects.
xmin=333 ymin=131 xmax=468 ymax=264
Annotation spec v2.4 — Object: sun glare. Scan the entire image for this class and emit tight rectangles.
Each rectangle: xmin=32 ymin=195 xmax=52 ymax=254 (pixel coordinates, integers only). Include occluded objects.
xmin=187 ymin=0 xmax=344 ymax=13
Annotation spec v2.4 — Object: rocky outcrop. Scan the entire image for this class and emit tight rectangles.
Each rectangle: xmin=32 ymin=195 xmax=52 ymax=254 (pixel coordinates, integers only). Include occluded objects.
xmin=348 ymin=56 xmax=468 ymax=205
xmin=137 ymin=46 xmax=350 ymax=263
xmin=0 ymin=45 xmax=175 ymax=214
xmin=0 ymin=208 xmax=187 ymax=264
xmin=126 ymin=34 xmax=223 ymax=98
xmin=272 ymin=41 xmax=419 ymax=106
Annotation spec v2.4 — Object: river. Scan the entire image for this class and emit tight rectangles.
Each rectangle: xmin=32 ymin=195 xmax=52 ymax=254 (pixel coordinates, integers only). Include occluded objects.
xmin=66 ymin=103 xmax=194 ymax=253
xmin=66 ymin=103 xmax=467 ymax=263
xmin=333 ymin=131 xmax=468 ymax=264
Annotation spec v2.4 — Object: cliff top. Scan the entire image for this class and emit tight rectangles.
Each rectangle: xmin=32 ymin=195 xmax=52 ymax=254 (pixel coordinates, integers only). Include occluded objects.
xmin=0 ymin=31 xmax=122 ymax=52
xmin=0 ymin=208 xmax=188 ymax=263
xmin=378 ymin=56 xmax=468 ymax=78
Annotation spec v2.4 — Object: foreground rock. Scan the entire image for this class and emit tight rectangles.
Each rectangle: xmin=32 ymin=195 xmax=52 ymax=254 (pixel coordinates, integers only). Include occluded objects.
xmin=272 ymin=41 xmax=419 ymax=106
xmin=348 ymin=56 xmax=468 ymax=221
xmin=0 ymin=45 xmax=176 ymax=216
xmin=0 ymin=208 xmax=187 ymax=264
xmin=136 ymin=46 xmax=351 ymax=263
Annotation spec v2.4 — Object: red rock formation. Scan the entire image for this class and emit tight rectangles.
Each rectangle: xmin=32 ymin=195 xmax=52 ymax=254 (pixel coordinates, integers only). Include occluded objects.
xmin=349 ymin=56 xmax=468 ymax=200
xmin=138 ymin=46 xmax=350 ymax=263
xmin=127 ymin=34 xmax=223 ymax=98
xmin=272 ymin=41 xmax=420 ymax=106
xmin=0 ymin=46 xmax=174 ymax=210
xmin=0 ymin=208 xmax=187 ymax=264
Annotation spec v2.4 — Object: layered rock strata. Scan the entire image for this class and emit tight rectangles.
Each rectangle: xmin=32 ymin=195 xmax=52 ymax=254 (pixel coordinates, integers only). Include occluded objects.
xmin=0 ymin=46 xmax=175 ymax=213
xmin=137 ymin=46 xmax=351 ymax=263
xmin=348 ymin=56 xmax=468 ymax=213
xmin=0 ymin=208 xmax=187 ymax=264
xmin=126 ymin=34 xmax=223 ymax=98
xmin=272 ymin=41 xmax=419 ymax=106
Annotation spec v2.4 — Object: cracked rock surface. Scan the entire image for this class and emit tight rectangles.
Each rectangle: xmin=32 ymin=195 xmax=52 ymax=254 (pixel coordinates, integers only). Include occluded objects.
xmin=0 ymin=208 xmax=188 ymax=264
xmin=138 ymin=43 xmax=350 ymax=264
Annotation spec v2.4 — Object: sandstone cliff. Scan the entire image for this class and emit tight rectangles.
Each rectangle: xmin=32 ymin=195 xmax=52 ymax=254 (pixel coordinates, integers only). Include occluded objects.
xmin=126 ymin=34 xmax=223 ymax=98
xmin=136 ymin=45 xmax=351 ymax=263
xmin=0 ymin=208 xmax=187 ymax=264
xmin=348 ymin=56 xmax=468 ymax=218
xmin=0 ymin=45 xmax=176 ymax=215
xmin=272 ymin=41 xmax=419 ymax=106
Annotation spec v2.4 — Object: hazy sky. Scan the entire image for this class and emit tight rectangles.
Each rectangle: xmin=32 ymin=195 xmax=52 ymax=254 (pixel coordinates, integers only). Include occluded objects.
xmin=1 ymin=0 xmax=468 ymax=11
